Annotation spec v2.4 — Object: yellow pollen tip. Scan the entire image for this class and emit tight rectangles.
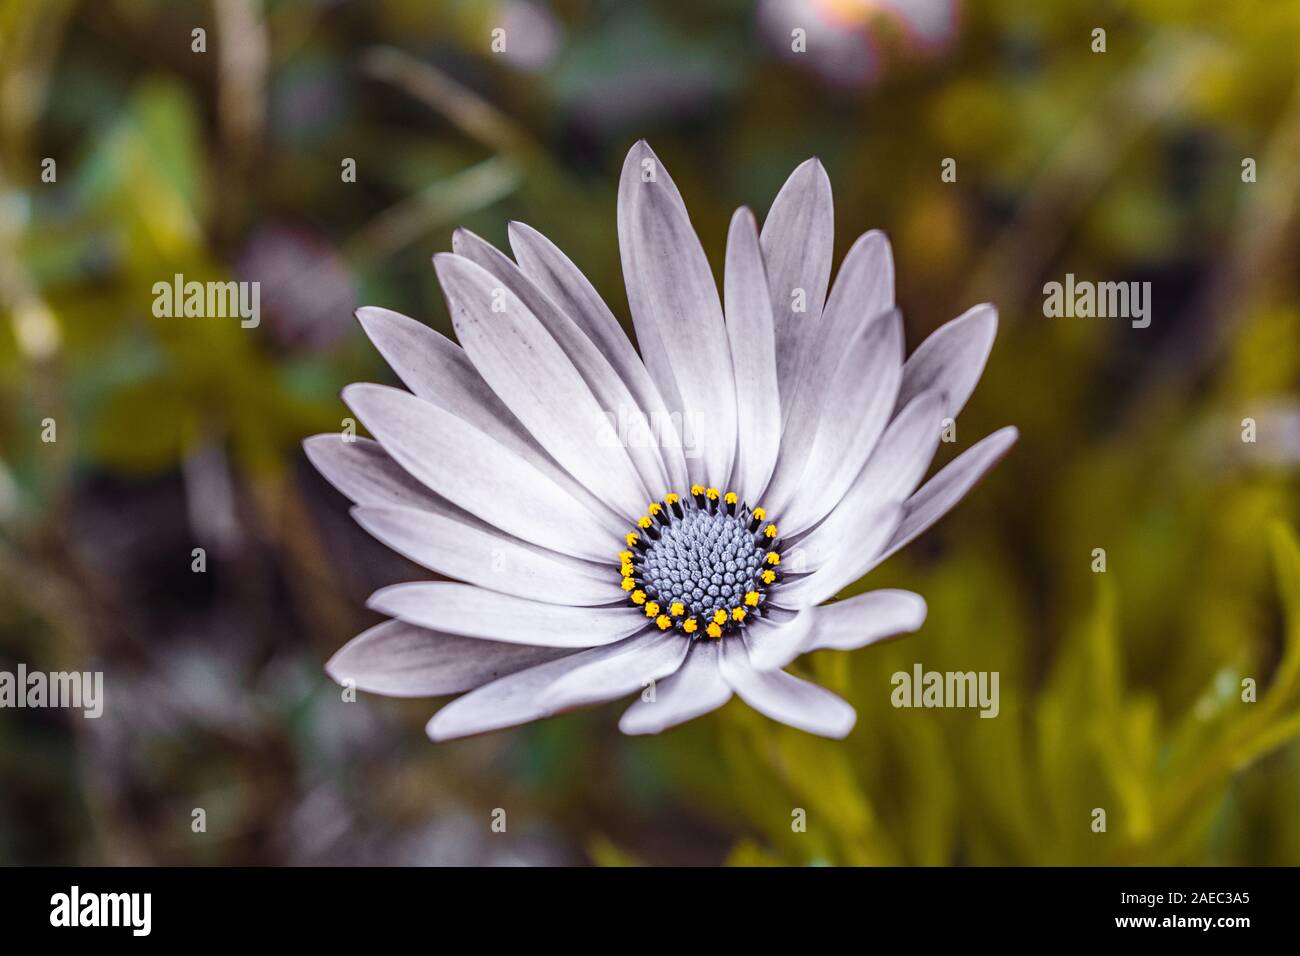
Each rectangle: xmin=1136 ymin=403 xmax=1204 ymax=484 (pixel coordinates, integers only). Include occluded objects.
xmin=766 ymin=552 xmax=781 ymax=566
xmin=752 ymin=507 xmax=766 ymax=520
xmin=631 ymin=590 xmax=646 ymax=605
xmin=765 ymin=524 xmax=778 ymax=538
xmin=621 ymin=561 xmax=634 ymax=575
xmin=618 ymin=550 xmax=632 ymax=561
xmin=731 ymin=607 xmax=746 ymax=622
xmin=626 ymin=532 xmax=640 ymax=546
xmin=670 ymin=602 xmax=685 ymax=617
xmin=644 ymin=601 xmax=660 ymax=618
xmin=724 ymin=492 xmax=738 ymax=505
xmin=621 ymin=577 xmax=636 ymax=591
xmin=761 ymin=570 xmax=776 ymax=584
xmin=690 ymin=484 xmax=704 ymax=496
xmin=665 ymin=493 xmax=680 ymax=505
xmin=683 ymin=618 xmax=698 ymax=634
xmin=656 ymin=615 xmax=672 ymax=630
xmin=712 ymin=609 xmax=727 ymax=625
xmin=637 ymin=516 xmax=653 ymax=529
xmin=744 ymin=591 xmax=760 ymax=607
xmin=706 ymin=487 xmax=719 ymax=500
xmin=706 ymin=623 xmax=723 ymax=639
xmin=648 ymin=502 xmax=662 ymax=515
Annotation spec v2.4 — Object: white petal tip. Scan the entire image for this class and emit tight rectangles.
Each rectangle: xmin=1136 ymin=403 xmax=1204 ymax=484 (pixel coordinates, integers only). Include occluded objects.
xmin=823 ymin=713 xmax=857 ymax=739
xmin=985 ymin=426 xmax=1020 ymax=454
xmin=967 ymin=302 xmax=999 ymax=334
xmin=425 ymin=713 xmax=455 ymax=742
xmin=794 ymin=155 xmax=829 ymax=178
xmin=425 ymin=705 xmax=486 ymax=742
xmin=339 ymin=381 xmax=385 ymax=417
xmin=430 ymin=251 xmax=461 ymax=273
xmin=322 ymin=654 xmax=346 ymax=686
xmin=617 ymin=715 xmax=658 ymax=736
xmin=729 ymin=205 xmax=757 ymax=228
xmin=363 ymin=584 xmax=402 ymax=615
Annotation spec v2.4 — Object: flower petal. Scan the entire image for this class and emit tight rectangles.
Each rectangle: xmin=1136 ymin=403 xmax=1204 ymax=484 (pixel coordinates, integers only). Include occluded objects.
xmin=351 ymin=505 xmax=617 ymax=607
xmin=368 ymin=581 xmax=644 ymax=648
xmin=759 ymin=158 xmax=834 ymax=422
xmin=619 ymin=638 xmax=732 ymax=734
xmin=801 ymin=589 xmax=927 ymax=655
xmin=434 ymin=252 xmax=650 ymax=519
xmin=452 ymin=229 xmax=674 ymax=497
xmin=618 ymin=140 xmax=736 ymax=488
xmin=778 ymin=309 xmax=903 ymax=534
xmin=723 ymin=207 xmax=782 ymax=505
xmin=743 ymin=609 xmax=817 ymax=672
xmin=355 ymin=306 xmax=622 ymax=527
xmin=880 ymin=426 xmax=1019 ymax=561
xmin=774 ymin=502 xmax=905 ymax=609
xmin=304 ymin=434 xmax=443 ymax=511
xmin=538 ymin=630 xmax=690 ymax=710
xmin=325 ymin=619 xmax=573 ymax=698
xmin=719 ymin=635 xmax=856 ymax=738
xmin=426 ymin=634 xmax=650 ymax=740
xmin=508 ymin=221 xmax=690 ymax=491
xmin=895 ymin=303 xmax=997 ymax=422
xmin=343 ymin=383 xmax=619 ymax=560
xmin=791 ymin=388 xmax=946 ymax=569
xmin=761 ymin=231 xmax=894 ymax=513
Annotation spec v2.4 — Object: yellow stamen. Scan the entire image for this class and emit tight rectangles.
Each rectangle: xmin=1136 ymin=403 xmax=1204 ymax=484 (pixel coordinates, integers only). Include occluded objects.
xmin=712 ymin=609 xmax=727 ymax=625
xmin=618 ymin=550 xmax=633 ymax=562
xmin=621 ymin=562 xmax=634 ymax=577
xmin=645 ymin=601 xmax=660 ymax=618
xmin=626 ymin=532 xmax=640 ymax=547
xmin=766 ymin=552 xmax=780 ymax=566
xmin=665 ymin=493 xmax=680 ymax=505
xmin=683 ymin=618 xmax=698 ymax=634
xmin=731 ymin=607 xmax=746 ymax=622
xmin=631 ymin=590 xmax=646 ymax=605
xmin=761 ymin=570 xmax=776 ymax=585
xmin=744 ymin=591 xmax=760 ymax=607
xmin=637 ymin=515 xmax=653 ymax=529
xmin=764 ymin=524 xmax=778 ymax=538
xmin=706 ymin=622 xmax=722 ymax=639
xmin=752 ymin=507 xmax=766 ymax=521
xmin=690 ymin=484 xmax=704 ymax=496
xmin=670 ymin=602 xmax=685 ymax=617
xmin=705 ymin=487 xmax=719 ymax=500
xmin=724 ymin=491 xmax=738 ymax=505
xmin=656 ymin=614 xmax=672 ymax=631
xmin=621 ymin=577 xmax=636 ymax=592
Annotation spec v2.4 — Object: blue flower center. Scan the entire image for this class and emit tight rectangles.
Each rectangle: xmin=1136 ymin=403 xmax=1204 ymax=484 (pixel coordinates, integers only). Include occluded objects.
xmin=618 ymin=489 xmax=782 ymax=638
xmin=642 ymin=510 xmax=765 ymax=621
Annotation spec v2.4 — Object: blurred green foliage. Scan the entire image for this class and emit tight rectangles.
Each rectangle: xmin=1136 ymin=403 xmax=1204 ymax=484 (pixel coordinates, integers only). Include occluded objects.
xmin=0 ymin=0 xmax=1297 ymax=864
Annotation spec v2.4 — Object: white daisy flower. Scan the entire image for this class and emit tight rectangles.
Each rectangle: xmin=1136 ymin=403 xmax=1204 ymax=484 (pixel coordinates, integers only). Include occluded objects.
xmin=306 ymin=141 xmax=1016 ymax=742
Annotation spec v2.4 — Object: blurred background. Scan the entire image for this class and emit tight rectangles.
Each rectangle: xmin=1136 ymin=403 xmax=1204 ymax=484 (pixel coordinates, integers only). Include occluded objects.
xmin=1 ymin=0 xmax=1299 ymax=865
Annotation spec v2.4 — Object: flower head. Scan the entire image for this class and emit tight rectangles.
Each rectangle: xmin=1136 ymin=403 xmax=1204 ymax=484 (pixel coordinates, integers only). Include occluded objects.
xmin=307 ymin=141 xmax=1016 ymax=741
